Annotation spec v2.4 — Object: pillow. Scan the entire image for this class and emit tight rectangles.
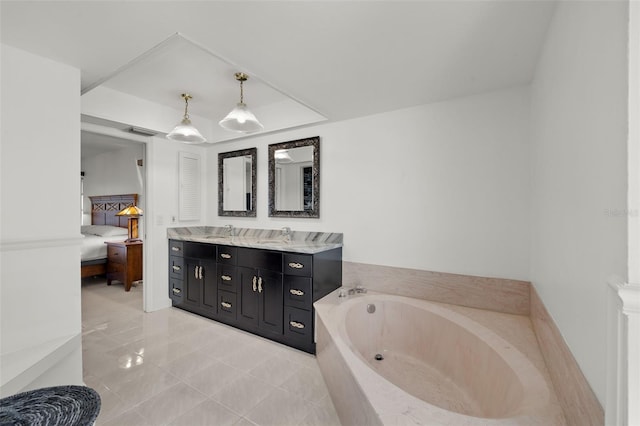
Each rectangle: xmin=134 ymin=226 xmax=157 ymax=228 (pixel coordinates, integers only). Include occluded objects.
xmin=81 ymin=225 xmax=128 ymax=237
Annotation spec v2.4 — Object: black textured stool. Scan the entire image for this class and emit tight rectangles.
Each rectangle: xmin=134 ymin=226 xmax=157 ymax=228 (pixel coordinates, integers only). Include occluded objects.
xmin=0 ymin=385 xmax=100 ymax=426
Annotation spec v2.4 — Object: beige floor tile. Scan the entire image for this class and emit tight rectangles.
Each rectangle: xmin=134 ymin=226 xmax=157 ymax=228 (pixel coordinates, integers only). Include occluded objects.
xmin=102 ymin=363 xmax=179 ymax=410
xmin=81 ymin=278 xmax=339 ymax=426
xmin=168 ymin=399 xmax=242 ymax=426
xmin=247 ymin=353 xmax=303 ymax=387
xmin=100 ymin=408 xmax=149 ymax=426
xmin=245 ymin=387 xmax=314 ymax=426
xmin=211 ymin=374 xmax=277 ymax=416
xmin=278 ymin=365 xmax=329 ymax=402
xmin=299 ymin=395 xmax=342 ymax=426
xmin=134 ymin=382 xmax=208 ymax=425
xmin=183 ymin=360 xmax=245 ymax=397
xmin=160 ymin=348 xmax=218 ymax=377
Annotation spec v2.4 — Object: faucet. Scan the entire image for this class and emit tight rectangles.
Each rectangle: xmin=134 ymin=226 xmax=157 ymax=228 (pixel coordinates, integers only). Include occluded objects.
xmin=354 ymin=284 xmax=367 ymax=294
xmin=281 ymin=227 xmax=291 ymax=242
xmin=224 ymin=224 xmax=234 ymax=237
xmin=338 ymin=284 xmax=367 ymax=298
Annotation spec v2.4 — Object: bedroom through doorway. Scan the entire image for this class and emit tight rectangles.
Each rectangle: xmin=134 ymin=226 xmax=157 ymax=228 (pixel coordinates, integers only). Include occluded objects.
xmin=80 ymin=127 xmax=147 ymax=312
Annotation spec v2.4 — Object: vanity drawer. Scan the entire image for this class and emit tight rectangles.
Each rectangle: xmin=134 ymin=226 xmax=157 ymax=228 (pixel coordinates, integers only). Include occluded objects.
xmin=217 ymin=245 xmax=237 ymax=265
xmin=238 ymin=248 xmax=282 ymax=273
xmin=169 ymin=256 xmax=184 ymax=280
xmin=218 ymin=265 xmax=238 ymax=293
xmin=169 ymin=279 xmax=183 ymax=304
xmin=284 ymin=276 xmax=312 ymax=310
xmin=284 ymin=254 xmax=312 ymax=277
xmin=185 ymin=242 xmax=216 ymax=259
xmin=284 ymin=306 xmax=313 ymax=344
xmin=218 ymin=290 xmax=237 ymax=321
xmin=169 ymin=240 xmax=184 ymax=257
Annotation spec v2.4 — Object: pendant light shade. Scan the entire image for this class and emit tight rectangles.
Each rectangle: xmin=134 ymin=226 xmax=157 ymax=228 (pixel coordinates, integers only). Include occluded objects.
xmin=275 ymin=149 xmax=293 ymax=163
xmin=219 ymin=73 xmax=264 ymax=133
xmin=167 ymin=93 xmax=207 ymax=144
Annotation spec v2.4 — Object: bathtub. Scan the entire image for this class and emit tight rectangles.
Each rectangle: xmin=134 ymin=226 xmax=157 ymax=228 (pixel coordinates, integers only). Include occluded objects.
xmin=315 ymin=291 xmax=565 ymax=425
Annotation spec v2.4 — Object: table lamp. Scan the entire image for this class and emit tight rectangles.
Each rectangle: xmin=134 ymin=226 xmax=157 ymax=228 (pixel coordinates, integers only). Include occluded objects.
xmin=116 ymin=205 xmax=143 ymax=242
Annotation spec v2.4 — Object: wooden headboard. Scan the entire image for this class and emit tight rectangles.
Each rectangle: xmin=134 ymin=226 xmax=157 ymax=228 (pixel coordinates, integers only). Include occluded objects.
xmin=89 ymin=194 xmax=138 ymax=228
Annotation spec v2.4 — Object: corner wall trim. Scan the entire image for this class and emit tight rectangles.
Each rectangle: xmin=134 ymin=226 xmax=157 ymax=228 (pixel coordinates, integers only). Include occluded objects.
xmin=606 ymin=278 xmax=640 ymax=426
xmin=530 ymin=285 xmax=604 ymax=425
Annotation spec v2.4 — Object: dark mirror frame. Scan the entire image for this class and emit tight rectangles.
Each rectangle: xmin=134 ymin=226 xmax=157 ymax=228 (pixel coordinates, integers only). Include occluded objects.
xmin=268 ymin=136 xmax=320 ymax=218
xmin=218 ymin=147 xmax=257 ymax=217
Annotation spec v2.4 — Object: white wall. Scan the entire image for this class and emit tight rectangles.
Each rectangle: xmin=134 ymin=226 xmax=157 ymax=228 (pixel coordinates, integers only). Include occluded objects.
xmin=207 ymin=86 xmax=531 ymax=281
xmin=82 ymin=144 xmax=145 ymax=223
xmin=529 ymin=1 xmax=629 ymax=405
xmin=0 ymin=45 xmax=83 ymax=391
xmin=144 ymin=136 xmax=207 ymax=311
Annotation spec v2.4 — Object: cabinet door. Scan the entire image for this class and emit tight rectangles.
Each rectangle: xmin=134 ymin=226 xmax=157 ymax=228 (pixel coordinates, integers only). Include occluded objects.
xmin=201 ymin=259 xmax=217 ymax=313
xmin=185 ymin=259 xmax=202 ymax=308
xmin=238 ymin=266 xmax=259 ymax=328
xmin=258 ymin=269 xmax=283 ymax=335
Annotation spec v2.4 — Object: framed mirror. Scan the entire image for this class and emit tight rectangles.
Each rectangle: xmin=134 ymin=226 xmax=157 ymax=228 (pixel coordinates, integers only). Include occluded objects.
xmin=218 ymin=148 xmax=257 ymax=217
xmin=268 ymin=136 xmax=320 ymax=218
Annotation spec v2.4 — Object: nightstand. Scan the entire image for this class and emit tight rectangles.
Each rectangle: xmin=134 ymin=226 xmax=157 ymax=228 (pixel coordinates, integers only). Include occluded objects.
xmin=106 ymin=241 xmax=143 ymax=291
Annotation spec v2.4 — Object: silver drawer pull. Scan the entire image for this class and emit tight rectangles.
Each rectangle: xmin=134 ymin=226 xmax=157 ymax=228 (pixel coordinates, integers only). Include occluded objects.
xmin=290 ymin=321 xmax=305 ymax=329
xmin=220 ymin=253 xmax=232 ymax=259
xmin=221 ymin=301 xmax=232 ymax=308
xmin=252 ymin=276 xmax=257 ymax=292
xmin=172 ymin=288 xmax=181 ymax=294
xmin=172 ymin=265 xmax=181 ymax=271
xmin=258 ymin=276 xmax=263 ymax=293
xmin=289 ymin=289 xmax=304 ymax=296
xmin=221 ymin=275 xmax=232 ymax=281
xmin=171 ymin=246 xmax=181 ymax=252
xmin=288 ymin=262 xmax=304 ymax=269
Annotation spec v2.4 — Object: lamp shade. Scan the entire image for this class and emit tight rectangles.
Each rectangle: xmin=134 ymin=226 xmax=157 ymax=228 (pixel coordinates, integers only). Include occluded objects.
xmin=219 ymin=103 xmax=264 ymax=133
xmin=166 ymin=118 xmax=207 ymax=144
xmin=116 ymin=205 xmax=144 ymax=217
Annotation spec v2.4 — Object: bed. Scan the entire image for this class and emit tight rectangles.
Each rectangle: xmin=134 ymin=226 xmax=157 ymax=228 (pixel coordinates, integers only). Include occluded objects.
xmin=81 ymin=194 xmax=137 ymax=278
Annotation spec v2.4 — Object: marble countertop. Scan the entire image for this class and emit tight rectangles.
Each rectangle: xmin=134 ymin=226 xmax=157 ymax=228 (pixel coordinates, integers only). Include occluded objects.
xmin=167 ymin=226 xmax=343 ymax=254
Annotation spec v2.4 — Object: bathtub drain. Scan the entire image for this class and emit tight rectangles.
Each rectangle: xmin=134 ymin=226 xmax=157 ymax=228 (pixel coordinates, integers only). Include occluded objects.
xmin=374 ymin=353 xmax=384 ymax=361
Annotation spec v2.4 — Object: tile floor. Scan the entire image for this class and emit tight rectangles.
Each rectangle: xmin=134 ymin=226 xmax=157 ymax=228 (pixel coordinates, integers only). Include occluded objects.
xmin=81 ymin=277 xmax=341 ymax=425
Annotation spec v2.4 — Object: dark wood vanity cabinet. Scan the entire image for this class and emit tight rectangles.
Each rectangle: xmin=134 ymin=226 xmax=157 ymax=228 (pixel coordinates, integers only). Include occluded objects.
xmin=169 ymin=239 xmax=341 ymax=353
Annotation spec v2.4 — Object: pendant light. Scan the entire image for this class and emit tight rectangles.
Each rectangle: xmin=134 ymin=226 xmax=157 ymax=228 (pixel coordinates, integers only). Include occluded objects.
xmin=219 ymin=72 xmax=264 ymax=133
xmin=166 ymin=93 xmax=207 ymax=144
xmin=275 ymin=149 xmax=293 ymax=163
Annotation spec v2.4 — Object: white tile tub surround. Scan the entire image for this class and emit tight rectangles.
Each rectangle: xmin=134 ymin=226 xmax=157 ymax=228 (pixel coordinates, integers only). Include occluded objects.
xmin=343 ymin=261 xmax=530 ymax=315
xmin=315 ymin=291 xmax=565 ymax=425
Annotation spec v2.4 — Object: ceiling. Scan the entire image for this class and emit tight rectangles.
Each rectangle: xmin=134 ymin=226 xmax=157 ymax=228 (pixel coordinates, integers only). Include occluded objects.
xmin=1 ymin=1 xmax=557 ymax=150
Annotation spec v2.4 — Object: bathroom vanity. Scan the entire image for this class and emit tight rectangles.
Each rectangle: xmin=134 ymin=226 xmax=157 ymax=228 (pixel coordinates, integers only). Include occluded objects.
xmin=168 ymin=227 xmax=342 ymax=353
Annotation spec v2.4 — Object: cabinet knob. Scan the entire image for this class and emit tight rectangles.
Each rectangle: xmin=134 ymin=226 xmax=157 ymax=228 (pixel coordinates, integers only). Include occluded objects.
xmin=221 ymin=301 xmax=232 ymax=309
xmin=220 ymin=253 xmax=232 ymax=259
xmin=172 ymin=265 xmax=181 ymax=272
xmin=221 ymin=275 xmax=232 ymax=281
xmin=290 ymin=321 xmax=305 ymax=329
xmin=172 ymin=288 xmax=181 ymax=294
xmin=171 ymin=246 xmax=181 ymax=252
xmin=289 ymin=289 xmax=304 ymax=296
xmin=288 ymin=262 xmax=304 ymax=269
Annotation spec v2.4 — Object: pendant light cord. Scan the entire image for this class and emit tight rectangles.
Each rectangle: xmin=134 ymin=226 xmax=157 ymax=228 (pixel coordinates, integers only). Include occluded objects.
xmin=239 ymin=80 xmax=244 ymax=104
xmin=183 ymin=96 xmax=190 ymax=119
